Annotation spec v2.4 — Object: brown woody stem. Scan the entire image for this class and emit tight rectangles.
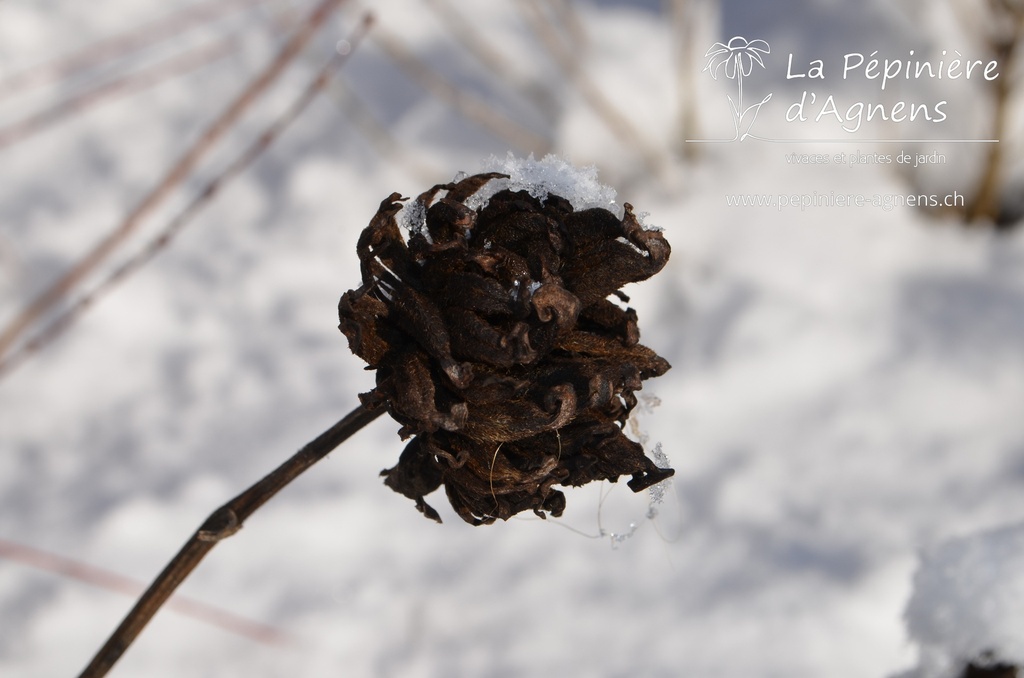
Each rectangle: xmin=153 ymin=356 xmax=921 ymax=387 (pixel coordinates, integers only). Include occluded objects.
xmin=77 ymin=403 xmax=385 ymax=678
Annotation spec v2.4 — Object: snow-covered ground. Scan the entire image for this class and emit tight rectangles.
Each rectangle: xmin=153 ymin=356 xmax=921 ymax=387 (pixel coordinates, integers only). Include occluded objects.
xmin=2 ymin=1 xmax=1024 ymax=676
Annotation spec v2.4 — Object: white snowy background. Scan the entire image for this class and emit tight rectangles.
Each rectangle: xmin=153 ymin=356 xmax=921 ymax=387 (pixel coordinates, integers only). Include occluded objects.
xmin=2 ymin=0 xmax=1024 ymax=676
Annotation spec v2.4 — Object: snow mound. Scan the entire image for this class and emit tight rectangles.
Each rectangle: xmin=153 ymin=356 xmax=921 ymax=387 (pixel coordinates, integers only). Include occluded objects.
xmin=470 ymin=152 xmax=620 ymax=215
xmin=399 ymin=153 xmax=623 ymax=234
xmin=904 ymin=523 xmax=1024 ymax=677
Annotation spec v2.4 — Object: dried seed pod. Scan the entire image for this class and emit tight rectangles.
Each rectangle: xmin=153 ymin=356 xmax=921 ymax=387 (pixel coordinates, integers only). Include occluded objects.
xmin=339 ymin=170 xmax=673 ymax=525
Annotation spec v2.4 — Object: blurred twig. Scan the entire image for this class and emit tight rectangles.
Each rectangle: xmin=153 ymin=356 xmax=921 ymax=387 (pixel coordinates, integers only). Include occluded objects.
xmin=963 ymin=0 xmax=1024 ymax=223
xmin=423 ymin=0 xmax=559 ymax=118
xmin=0 ymin=0 xmax=349 ymax=366
xmin=547 ymin=0 xmax=588 ymax=52
xmin=0 ymin=38 xmax=236 ymax=151
xmin=0 ymin=537 xmax=297 ymax=646
xmin=259 ymin=5 xmax=443 ymax=182
xmin=0 ymin=14 xmax=374 ymax=380
xmin=0 ymin=0 xmax=260 ymax=102
xmin=518 ymin=0 xmax=671 ymax=179
xmin=369 ymin=25 xmax=552 ymax=154
xmin=323 ymin=74 xmax=443 ymax=184
xmin=666 ymin=0 xmax=702 ymax=158
xmin=77 ymin=403 xmax=385 ymax=678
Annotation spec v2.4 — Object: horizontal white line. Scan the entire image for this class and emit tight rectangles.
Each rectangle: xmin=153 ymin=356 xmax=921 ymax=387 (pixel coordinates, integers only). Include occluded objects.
xmin=685 ymin=138 xmax=999 ymax=143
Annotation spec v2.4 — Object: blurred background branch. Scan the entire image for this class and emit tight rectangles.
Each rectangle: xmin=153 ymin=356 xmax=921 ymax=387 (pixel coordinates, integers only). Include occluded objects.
xmin=961 ymin=0 xmax=1024 ymax=225
xmin=0 ymin=14 xmax=369 ymax=378
xmin=0 ymin=537 xmax=298 ymax=647
xmin=0 ymin=0 xmax=260 ymax=102
xmin=0 ymin=0 xmax=349 ymax=367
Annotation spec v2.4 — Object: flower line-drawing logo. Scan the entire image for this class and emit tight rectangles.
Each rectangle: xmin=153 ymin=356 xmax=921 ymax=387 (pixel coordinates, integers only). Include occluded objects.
xmin=702 ymin=36 xmax=773 ymax=141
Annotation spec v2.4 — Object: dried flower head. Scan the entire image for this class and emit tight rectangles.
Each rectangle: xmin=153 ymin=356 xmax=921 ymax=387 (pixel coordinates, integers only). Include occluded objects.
xmin=338 ymin=166 xmax=673 ymax=525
